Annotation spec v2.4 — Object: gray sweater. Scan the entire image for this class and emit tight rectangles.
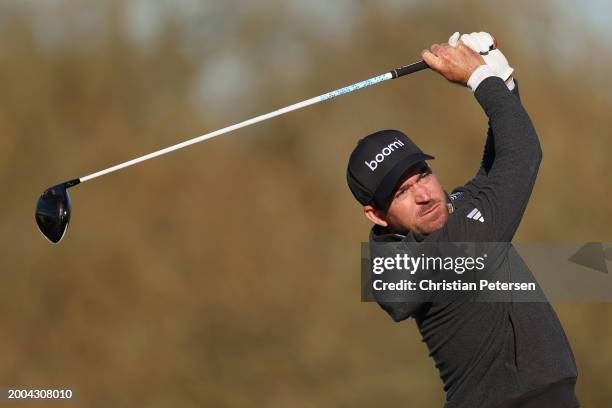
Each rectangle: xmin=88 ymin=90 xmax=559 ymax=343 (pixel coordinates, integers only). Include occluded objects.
xmin=368 ymin=77 xmax=578 ymax=407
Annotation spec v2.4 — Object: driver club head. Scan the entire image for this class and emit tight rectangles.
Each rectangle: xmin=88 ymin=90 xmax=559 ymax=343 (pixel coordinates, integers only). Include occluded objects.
xmin=35 ymin=179 xmax=79 ymax=244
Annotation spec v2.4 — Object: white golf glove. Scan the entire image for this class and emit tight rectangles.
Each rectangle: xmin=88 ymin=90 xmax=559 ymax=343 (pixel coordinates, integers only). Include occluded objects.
xmin=448 ymin=31 xmax=514 ymax=82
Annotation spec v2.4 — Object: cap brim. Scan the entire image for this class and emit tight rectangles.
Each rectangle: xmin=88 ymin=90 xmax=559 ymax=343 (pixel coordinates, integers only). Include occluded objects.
xmin=372 ymin=152 xmax=434 ymax=208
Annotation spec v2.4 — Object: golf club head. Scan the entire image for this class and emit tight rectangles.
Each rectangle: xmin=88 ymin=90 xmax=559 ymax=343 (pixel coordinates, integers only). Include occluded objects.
xmin=35 ymin=179 xmax=79 ymax=244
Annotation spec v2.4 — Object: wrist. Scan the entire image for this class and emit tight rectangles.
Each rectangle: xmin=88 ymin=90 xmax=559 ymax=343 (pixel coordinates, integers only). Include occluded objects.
xmin=467 ymin=65 xmax=496 ymax=91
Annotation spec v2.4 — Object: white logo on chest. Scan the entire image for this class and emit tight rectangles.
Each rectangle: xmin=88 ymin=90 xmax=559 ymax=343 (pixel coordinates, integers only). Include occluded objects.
xmin=467 ymin=208 xmax=485 ymax=222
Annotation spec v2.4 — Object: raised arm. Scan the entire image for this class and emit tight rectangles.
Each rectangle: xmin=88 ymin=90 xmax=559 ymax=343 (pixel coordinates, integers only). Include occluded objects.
xmin=459 ymin=80 xmax=521 ymax=197
xmin=422 ymin=33 xmax=542 ymax=241
xmin=467 ymin=76 xmax=542 ymax=240
xmin=439 ymin=32 xmax=521 ymax=197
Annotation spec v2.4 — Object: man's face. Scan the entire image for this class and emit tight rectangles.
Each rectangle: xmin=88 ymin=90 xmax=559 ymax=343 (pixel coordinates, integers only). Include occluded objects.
xmin=369 ymin=163 xmax=449 ymax=235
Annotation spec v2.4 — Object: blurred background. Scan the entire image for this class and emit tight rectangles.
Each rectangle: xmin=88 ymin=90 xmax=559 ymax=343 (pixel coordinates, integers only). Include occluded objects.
xmin=1 ymin=0 xmax=611 ymax=406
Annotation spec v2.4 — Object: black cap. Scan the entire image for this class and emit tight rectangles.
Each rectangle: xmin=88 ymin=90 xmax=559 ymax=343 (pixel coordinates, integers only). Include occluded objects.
xmin=346 ymin=129 xmax=434 ymax=209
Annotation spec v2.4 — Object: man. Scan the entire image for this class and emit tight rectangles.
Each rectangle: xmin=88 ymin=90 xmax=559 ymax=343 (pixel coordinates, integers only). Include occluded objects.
xmin=346 ymin=32 xmax=579 ymax=407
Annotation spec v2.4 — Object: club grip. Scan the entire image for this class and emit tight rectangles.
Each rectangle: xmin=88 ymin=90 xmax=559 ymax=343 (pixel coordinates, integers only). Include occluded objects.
xmin=391 ymin=60 xmax=429 ymax=79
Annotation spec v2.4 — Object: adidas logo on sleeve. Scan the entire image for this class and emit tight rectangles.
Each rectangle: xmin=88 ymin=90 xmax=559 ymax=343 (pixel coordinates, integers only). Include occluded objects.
xmin=467 ymin=208 xmax=485 ymax=222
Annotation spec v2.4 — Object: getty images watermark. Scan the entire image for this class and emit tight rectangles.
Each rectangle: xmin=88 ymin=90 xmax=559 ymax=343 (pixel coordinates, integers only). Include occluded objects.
xmin=370 ymin=251 xmax=537 ymax=292
xmin=361 ymin=242 xmax=612 ymax=303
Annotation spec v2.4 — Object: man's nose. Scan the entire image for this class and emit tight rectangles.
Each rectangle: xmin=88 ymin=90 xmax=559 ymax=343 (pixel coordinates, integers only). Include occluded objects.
xmin=414 ymin=185 xmax=431 ymax=203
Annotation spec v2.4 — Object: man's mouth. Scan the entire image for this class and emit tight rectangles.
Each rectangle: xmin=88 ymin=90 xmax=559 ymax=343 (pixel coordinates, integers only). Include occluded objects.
xmin=419 ymin=203 xmax=439 ymax=218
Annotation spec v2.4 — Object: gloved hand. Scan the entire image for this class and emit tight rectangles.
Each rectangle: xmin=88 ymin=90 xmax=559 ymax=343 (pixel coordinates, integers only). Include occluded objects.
xmin=448 ymin=31 xmax=514 ymax=82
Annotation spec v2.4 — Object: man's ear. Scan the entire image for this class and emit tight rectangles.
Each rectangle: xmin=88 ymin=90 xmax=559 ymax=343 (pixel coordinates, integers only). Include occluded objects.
xmin=364 ymin=205 xmax=388 ymax=227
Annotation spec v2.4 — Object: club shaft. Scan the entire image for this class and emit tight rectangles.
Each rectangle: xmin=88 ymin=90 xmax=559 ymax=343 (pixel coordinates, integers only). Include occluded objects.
xmin=79 ymin=60 xmax=428 ymax=183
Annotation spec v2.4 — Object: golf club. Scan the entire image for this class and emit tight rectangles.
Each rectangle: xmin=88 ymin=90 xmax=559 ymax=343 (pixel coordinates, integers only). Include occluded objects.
xmin=35 ymin=59 xmax=429 ymax=243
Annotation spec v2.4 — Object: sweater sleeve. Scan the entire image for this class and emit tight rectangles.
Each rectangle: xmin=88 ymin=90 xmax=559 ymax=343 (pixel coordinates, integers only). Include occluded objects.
xmin=458 ymin=81 xmax=522 ymax=198
xmin=444 ymin=77 xmax=542 ymax=242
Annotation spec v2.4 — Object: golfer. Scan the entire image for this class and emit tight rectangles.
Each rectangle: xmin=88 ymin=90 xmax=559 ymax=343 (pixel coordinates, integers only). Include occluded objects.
xmin=346 ymin=32 xmax=579 ymax=407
